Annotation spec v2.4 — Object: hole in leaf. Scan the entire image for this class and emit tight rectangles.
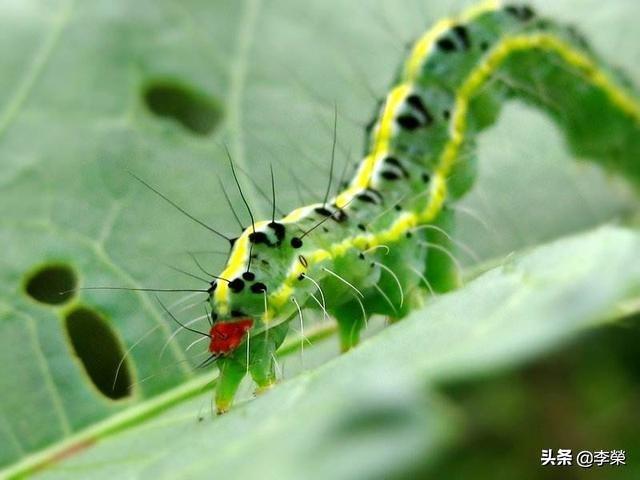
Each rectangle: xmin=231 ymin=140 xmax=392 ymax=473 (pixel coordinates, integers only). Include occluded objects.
xmin=65 ymin=307 xmax=132 ymax=400
xmin=25 ymin=264 xmax=77 ymax=305
xmin=143 ymin=79 xmax=223 ymax=135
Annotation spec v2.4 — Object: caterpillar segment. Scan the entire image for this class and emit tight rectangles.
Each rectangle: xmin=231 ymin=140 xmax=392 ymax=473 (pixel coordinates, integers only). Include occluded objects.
xmin=206 ymin=1 xmax=640 ymax=412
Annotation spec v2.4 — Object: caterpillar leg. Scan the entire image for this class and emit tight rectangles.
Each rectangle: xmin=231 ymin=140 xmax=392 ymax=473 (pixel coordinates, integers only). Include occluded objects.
xmin=421 ymin=209 xmax=461 ymax=294
xmin=248 ymin=322 xmax=289 ymax=393
xmin=215 ymin=358 xmax=246 ymax=414
xmin=362 ymin=232 xmax=429 ymax=320
xmin=321 ymin=252 xmax=380 ymax=351
xmin=214 ymin=322 xmax=289 ymax=412
xmin=332 ymin=302 xmax=367 ymax=352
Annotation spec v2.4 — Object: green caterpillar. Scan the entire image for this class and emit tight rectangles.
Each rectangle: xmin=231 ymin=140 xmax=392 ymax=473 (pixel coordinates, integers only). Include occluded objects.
xmin=201 ymin=0 xmax=640 ymax=412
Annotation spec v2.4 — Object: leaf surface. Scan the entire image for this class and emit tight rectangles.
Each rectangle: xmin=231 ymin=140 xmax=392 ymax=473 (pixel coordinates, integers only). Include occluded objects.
xmin=0 ymin=0 xmax=638 ymax=476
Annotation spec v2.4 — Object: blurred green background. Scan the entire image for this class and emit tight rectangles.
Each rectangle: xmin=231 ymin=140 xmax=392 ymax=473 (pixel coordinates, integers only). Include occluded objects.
xmin=0 ymin=0 xmax=638 ymax=478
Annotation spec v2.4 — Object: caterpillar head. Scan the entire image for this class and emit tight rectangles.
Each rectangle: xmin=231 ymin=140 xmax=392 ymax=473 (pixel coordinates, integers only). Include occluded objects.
xmin=208 ymin=317 xmax=253 ymax=356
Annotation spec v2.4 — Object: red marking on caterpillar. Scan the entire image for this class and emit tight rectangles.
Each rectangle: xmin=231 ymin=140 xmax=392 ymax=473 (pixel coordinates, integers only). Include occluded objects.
xmin=209 ymin=319 xmax=253 ymax=355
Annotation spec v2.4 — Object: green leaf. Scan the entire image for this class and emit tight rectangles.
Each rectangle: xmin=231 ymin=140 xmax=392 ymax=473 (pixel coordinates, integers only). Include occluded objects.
xmin=0 ymin=0 xmax=638 ymax=477
xmin=12 ymin=226 xmax=639 ymax=480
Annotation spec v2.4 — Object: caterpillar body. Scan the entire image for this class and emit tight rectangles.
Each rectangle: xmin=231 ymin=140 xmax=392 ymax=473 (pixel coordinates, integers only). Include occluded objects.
xmin=200 ymin=1 xmax=640 ymax=412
